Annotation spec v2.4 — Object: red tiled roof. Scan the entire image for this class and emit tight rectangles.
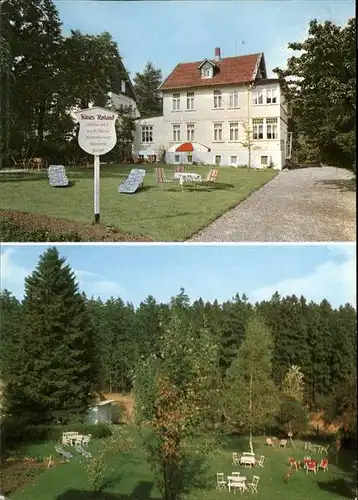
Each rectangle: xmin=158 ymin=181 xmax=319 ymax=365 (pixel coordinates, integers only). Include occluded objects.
xmin=160 ymin=53 xmax=261 ymax=90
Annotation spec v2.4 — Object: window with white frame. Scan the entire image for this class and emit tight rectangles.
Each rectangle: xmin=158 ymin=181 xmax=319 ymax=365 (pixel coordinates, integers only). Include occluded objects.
xmin=229 ymin=90 xmax=239 ymax=108
xmin=253 ymin=88 xmax=264 ymax=105
xmin=174 ymin=154 xmax=180 ymax=163
xmin=252 ymin=118 xmax=264 ymax=139
xmin=141 ymin=125 xmax=153 ymax=143
xmin=187 ymin=123 xmax=195 ymax=141
xmin=266 ymin=117 xmax=278 ymax=139
xmin=187 ymin=153 xmax=193 ymax=163
xmin=213 ymin=123 xmax=223 ymax=141
xmin=121 ymin=80 xmax=126 ymax=93
xmin=172 ymin=93 xmax=180 ymax=111
xmin=186 ymin=92 xmax=194 ymax=110
xmin=266 ymin=88 xmax=277 ymax=104
xmin=215 ymin=155 xmax=222 ymax=165
xmin=229 ymin=122 xmax=239 ymax=141
xmin=230 ymin=155 xmax=238 ymax=166
xmin=213 ymin=90 xmax=222 ymax=108
xmin=173 ymin=124 xmax=181 ymax=142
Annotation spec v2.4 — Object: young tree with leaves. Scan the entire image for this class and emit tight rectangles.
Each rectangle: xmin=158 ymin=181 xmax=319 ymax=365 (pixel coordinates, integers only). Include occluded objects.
xmin=223 ymin=315 xmax=278 ymax=453
xmin=282 ymin=365 xmax=305 ymax=403
xmin=3 ymin=247 xmax=95 ymax=424
xmin=133 ymin=62 xmax=163 ymax=117
xmin=133 ymin=309 xmax=221 ymax=500
xmin=238 ymin=119 xmax=261 ymax=168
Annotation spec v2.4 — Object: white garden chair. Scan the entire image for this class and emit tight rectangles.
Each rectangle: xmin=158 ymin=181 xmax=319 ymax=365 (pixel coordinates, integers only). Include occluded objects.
xmin=248 ymin=475 xmax=260 ymax=493
xmin=216 ymin=472 xmax=227 ymax=491
xmin=279 ymin=439 xmax=287 ymax=448
xmin=232 ymin=452 xmax=240 ymax=465
xmin=231 ymin=471 xmax=241 ymax=477
xmin=266 ymin=437 xmax=274 ymax=447
xmin=81 ymin=434 xmax=92 ymax=446
xmin=255 ymin=455 xmax=265 ymax=467
xmin=307 ymin=442 xmax=313 ymax=452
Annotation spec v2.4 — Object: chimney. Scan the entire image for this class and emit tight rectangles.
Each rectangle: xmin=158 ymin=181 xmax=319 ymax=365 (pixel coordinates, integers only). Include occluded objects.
xmin=214 ymin=47 xmax=221 ymax=60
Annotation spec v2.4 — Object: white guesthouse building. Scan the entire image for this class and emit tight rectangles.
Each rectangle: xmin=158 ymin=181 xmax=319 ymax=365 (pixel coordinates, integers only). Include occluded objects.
xmin=133 ymin=49 xmax=291 ymax=170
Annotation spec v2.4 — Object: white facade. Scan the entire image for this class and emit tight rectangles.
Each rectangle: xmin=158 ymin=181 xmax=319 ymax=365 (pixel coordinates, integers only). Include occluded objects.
xmin=134 ymin=77 xmax=289 ymax=170
xmin=109 ymin=91 xmax=140 ymax=118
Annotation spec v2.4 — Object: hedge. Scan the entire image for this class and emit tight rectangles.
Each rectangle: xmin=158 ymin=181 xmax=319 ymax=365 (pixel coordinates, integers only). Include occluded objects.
xmin=1 ymin=421 xmax=112 ymax=452
xmin=0 ymin=217 xmax=82 ymax=242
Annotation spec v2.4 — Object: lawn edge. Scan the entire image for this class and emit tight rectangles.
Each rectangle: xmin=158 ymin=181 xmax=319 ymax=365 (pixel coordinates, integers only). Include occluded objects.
xmin=182 ymin=170 xmax=279 ymax=242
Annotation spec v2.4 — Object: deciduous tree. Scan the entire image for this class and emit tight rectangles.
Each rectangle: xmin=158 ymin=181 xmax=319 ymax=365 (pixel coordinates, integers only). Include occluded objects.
xmin=274 ymin=18 xmax=356 ymax=167
xmin=223 ymin=315 xmax=278 ymax=452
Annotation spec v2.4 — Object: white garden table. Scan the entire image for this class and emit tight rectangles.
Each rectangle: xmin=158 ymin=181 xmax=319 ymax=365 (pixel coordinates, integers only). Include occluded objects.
xmin=173 ymin=172 xmax=202 ymax=186
xmin=240 ymin=452 xmax=256 ymax=466
xmin=227 ymin=476 xmax=247 ymax=492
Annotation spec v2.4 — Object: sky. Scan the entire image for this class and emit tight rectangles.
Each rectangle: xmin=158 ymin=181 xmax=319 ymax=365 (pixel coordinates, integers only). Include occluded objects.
xmin=1 ymin=243 xmax=355 ymax=308
xmin=54 ymin=0 xmax=355 ymax=79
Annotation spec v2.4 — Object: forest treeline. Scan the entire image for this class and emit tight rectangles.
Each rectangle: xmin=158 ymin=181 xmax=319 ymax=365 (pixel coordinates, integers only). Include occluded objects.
xmin=0 ymin=248 xmax=356 ymax=432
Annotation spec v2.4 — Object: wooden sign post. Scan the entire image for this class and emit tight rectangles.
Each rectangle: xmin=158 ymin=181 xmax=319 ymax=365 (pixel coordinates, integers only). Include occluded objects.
xmin=75 ymin=107 xmax=118 ymax=223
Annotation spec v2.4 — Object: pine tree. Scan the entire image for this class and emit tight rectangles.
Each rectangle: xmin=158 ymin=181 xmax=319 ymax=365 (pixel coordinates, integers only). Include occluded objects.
xmin=219 ymin=294 xmax=252 ymax=375
xmin=133 ymin=62 xmax=163 ymax=117
xmin=0 ymin=290 xmax=22 ymax=381
xmin=97 ymin=297 xmax=136 ymax=393
xmin=3 ymin=247 xmax=95 ymax=424
xmin=134 ymin=295 xmax=163 ymax=360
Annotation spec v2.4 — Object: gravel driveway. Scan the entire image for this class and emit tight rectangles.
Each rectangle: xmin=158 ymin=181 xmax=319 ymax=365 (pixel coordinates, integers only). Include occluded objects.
xmin=189 ymin=167 xmax=356 ymax=242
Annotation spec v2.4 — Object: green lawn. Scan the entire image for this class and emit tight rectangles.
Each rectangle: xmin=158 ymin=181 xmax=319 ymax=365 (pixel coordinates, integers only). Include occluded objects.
xmin=0 ymin=165 xmax=277 ymax=241
xmin=9 ymin=427 xmax=356 ymax=500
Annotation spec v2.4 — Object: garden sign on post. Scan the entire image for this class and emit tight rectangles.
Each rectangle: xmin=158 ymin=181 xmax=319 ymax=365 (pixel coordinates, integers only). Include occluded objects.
xmin=75 ymin=107 xmax=118 ymax=223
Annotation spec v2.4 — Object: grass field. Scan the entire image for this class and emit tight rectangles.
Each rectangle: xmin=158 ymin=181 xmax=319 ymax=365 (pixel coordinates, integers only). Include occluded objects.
xmin=0 ymin=165 xmax=277 ymax=241
xmin=8 ymin=426 xmax=356 ymax=500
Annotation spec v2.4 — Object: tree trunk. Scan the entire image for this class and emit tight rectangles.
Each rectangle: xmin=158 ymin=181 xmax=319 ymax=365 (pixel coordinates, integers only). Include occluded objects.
xmin=249 ymin=372 xmax=254 ymax=453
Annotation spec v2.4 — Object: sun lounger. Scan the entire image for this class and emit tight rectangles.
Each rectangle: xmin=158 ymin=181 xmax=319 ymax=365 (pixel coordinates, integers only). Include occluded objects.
xmin=55 ymin=445 xmax=73 ymax=460
xmin=118 ymin=168 xmax=146 ymax=194
xmin=75 ymin=444 xmax=92 ymax=458
xmin=48 ymin=165 xmax=69 ymax=187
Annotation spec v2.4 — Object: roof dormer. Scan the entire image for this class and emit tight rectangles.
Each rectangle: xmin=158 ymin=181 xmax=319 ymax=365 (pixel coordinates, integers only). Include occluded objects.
xmin=198 ymin=59 xmax=216 ymax=79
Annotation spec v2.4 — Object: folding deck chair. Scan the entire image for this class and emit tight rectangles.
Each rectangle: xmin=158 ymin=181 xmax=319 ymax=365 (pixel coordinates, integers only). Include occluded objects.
xmin=200 ymin=168 xmax=218 ymax=187
xmin=155 ymin=167 xmax=174 ymax=190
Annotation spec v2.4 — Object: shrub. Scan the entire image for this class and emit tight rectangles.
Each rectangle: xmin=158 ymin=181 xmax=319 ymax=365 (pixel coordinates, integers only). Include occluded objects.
xmin=0 ymin=217 xmax=82 ymax=242
xmin=276 ymin=395 xmax=309 ymax=436
xmin=1 ymin=420 xmax=112 ymax=452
